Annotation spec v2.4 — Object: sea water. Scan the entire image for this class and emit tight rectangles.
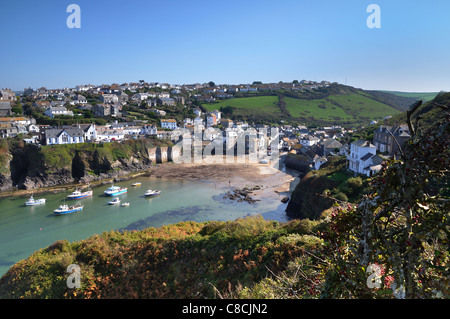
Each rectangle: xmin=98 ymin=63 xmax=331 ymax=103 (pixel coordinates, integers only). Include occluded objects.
xmin=0 ymin=176 xmax=289 ymax=277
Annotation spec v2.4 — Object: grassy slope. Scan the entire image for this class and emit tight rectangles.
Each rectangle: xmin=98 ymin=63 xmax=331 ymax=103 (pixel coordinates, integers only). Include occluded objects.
xmin=202 ymin=89 xmax=403 ymax=125
xmin=378 ymin=91 xmax=440 ymax=102
xmin=0 ymin=216 xmax=324 ymax=299
xmin=203 ymin=95 xmax=281 ymax=116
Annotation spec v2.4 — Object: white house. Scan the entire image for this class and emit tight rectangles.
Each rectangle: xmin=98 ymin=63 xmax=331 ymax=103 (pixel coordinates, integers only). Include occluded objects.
xmin=141 ymin=124 xmax=157 ymax=136
xmin=131 ymin=93 xmax=150 ymax=101
xmin=95 ymin=128 xmax=125 ymax=142
xmin=45 ymin=128 xmax=85 ymax=145
xmin=77 ymin=124 xmax=96 ymax=142
xmin=299 ymin=135 xmax=320 ymax=147
xmin=161 ymin=119 xmax=177 ymax=130
xmin=347 ymin=140 xmax=382 ymax=176
xmin=123 ymin=125 xmax=142 ymax=136
xmin=313 ymin=156 xmax=328 ymax=170
xmin=44 ymin=107 xmax=74 ymax=118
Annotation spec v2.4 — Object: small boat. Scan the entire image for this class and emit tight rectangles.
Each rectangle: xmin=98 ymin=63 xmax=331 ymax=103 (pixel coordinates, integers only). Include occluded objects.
xmin=25 ymin=196 xmax=46 ymax=206
xmin=108 ymin=198 xmax=121 ymax=205
xmin=67 ymin=189 xmax=93 ymax=200
xmin=54 ymin=204 xmax=83 ymax=215
xmin=104 ymin=185 xmax=128 ymax=196
xmin=131 ymin=183 xmax=141 ymax=186
xmin=121 ymin=202 xmax=130 ymax=207
xmin=145 ymin=189 xmax=161 ymax=197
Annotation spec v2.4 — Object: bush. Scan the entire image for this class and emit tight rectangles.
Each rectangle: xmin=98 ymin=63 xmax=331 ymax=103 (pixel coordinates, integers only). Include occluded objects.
xmin=346 ymin=176 xmax=363 ymax=195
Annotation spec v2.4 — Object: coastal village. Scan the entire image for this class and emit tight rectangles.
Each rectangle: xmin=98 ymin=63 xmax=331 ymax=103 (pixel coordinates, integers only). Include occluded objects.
xmin=0 ymin=81 xmax=410 ymax=176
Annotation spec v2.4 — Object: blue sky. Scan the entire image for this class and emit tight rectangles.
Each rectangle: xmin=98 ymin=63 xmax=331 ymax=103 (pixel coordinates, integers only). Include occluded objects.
xmin=1 ymin=0 xmax=449 ymax=92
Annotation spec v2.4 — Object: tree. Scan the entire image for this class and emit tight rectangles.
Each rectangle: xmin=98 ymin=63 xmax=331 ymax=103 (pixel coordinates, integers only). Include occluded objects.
xmin=208 ymin=81 xmax=215 ymax=87
xmin=320 ymin=100 xmax=450 ymax=298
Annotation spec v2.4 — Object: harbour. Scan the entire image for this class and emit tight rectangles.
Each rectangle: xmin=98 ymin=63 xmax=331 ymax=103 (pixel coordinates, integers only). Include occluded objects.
xmin=0 ymin=161 xmax=297 ymax=277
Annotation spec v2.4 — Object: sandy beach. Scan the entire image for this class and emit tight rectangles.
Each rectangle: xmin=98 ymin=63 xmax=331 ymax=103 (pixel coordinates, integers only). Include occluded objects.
xmin=149 ymin=154 xmax=299 ymax=202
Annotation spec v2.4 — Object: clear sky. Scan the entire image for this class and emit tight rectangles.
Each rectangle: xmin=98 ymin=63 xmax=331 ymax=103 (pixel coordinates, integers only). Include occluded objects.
xmin=1 ymin=0 xmax=449 ymax=92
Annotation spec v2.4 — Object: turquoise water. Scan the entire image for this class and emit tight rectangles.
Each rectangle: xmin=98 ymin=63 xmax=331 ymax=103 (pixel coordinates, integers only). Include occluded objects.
xmin=0 ymin=176 xmax=289 ymax=277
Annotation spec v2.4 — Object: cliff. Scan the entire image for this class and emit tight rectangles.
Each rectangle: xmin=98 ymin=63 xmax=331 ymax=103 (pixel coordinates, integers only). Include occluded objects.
xmin=285 ymin=156 xmax=361 ymax=220
xmin=0 ymin=137 xmax=175 ymax=191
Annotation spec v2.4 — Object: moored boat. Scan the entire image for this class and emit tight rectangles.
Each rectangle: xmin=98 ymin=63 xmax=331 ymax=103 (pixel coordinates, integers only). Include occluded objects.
xmin=67 ymin=189 xmax=93 ymax=200
xmin=54 ymin=204 xmax=83 ymax=215
xmin=144 ymin=189 xmax=161 ymax=197
xmin=121 ymin=202 xmax=130 ymax=207
xmin=108 ymin=198 xmax=121 ymax=205
xmin=104 ymin=185 xmax=127 ymax=196
xmin=25 ymin=196 xmax=46 ymax=206
xmin=131 ymin=183 xmax=141 ymax=186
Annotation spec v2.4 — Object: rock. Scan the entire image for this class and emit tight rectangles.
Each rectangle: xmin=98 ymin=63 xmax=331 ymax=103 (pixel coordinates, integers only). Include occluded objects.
xmin=281 ymin=196 xmax=289 ymax=204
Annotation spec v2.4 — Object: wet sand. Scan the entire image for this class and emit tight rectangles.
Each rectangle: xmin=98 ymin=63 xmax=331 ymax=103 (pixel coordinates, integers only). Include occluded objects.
xmin=149 ymin=154 xmax=299 ymax=202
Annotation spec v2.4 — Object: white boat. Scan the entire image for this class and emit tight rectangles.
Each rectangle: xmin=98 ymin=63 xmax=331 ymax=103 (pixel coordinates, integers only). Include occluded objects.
xmin=131 ymin=183 xmax=141 ymax=186
xmin=54 ymin=204 xmax=83 ymax=215
xmin=25 ymin=196 xmax=46 ymax=206
xmin=108 ymin=198 xmax=121 ymax=205
xmin=145 ymin=189 xmax=161 ymax=197
xmin=67 ymin=189 xmax=93 ymax=200
xmin=121 ymin=202 xmax=130 ymax=207
xmin=104 ymin=185 xmax=127 ymax=196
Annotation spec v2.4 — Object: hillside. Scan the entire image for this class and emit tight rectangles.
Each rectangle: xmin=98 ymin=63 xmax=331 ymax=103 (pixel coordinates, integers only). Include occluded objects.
xmin=202 ymin=84 xmax=412 ymax=126
xmin=285 ymin=156 xmax=369 ymax=220
xmin=378 ymin=90 xmax=440 ymax=102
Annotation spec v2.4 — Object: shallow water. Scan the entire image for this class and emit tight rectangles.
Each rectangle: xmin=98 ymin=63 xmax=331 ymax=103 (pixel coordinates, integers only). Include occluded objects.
xmin=0 ymin=176 xmax=289 ymax=277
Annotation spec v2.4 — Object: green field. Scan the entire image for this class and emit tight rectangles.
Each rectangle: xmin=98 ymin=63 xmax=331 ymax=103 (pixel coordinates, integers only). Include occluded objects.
xmin=284 ymin=92 xmax=401 ymax=123
xmin=379 ymin=91 xmax=440 ymax=102
xmin=203 ymin=95 xmax=279 ymax=114
xmin=202 ymin=91 xmax=403 ymax=125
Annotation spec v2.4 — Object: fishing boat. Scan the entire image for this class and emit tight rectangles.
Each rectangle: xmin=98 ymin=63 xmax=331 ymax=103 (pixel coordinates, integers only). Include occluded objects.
xmin=104 ymin=185 xmax=127 ymax=196
xmin=67 ymin=189 xmax=93 ymax=200
xmin=108 ymin=198 xmax=121 ymax=205
xmin=144 ymin=189 xmax=161 ymax=197
xmin=131 ymin=182 xmax=141 ymax=186
xmin=54 ymin=203 xmax=83 ymax=215
xmin=25 ymin=196 xmax=46 ymax=206
xmin=121 ymin=202 xmax=130 ymax=207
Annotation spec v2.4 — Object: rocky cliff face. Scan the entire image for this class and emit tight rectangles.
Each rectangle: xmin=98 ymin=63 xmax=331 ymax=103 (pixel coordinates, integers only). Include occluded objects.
xmin=0 ymin=139 xmax=177 ymax=191
xmin=285 ymin=157 xmax=346 ymax=220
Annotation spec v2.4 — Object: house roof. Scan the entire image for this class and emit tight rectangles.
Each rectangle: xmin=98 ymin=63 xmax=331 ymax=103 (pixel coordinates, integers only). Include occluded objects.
xmin=353 ymin=139 xmax=375 ymax=148
xmin=360 ymin=152 xmax=375 ymax=161
xmin=49 ymin=107 xmax=68 ymax=112
xmin=323 ymin=138 xmax=342 ymax=148
xmin=45 ymin=128 xmax=84 ymax=139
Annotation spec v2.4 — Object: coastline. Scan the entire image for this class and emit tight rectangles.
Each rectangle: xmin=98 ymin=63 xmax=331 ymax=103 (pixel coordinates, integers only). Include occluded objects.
xmin=0 ymin=154 xmax=299 ymax=202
